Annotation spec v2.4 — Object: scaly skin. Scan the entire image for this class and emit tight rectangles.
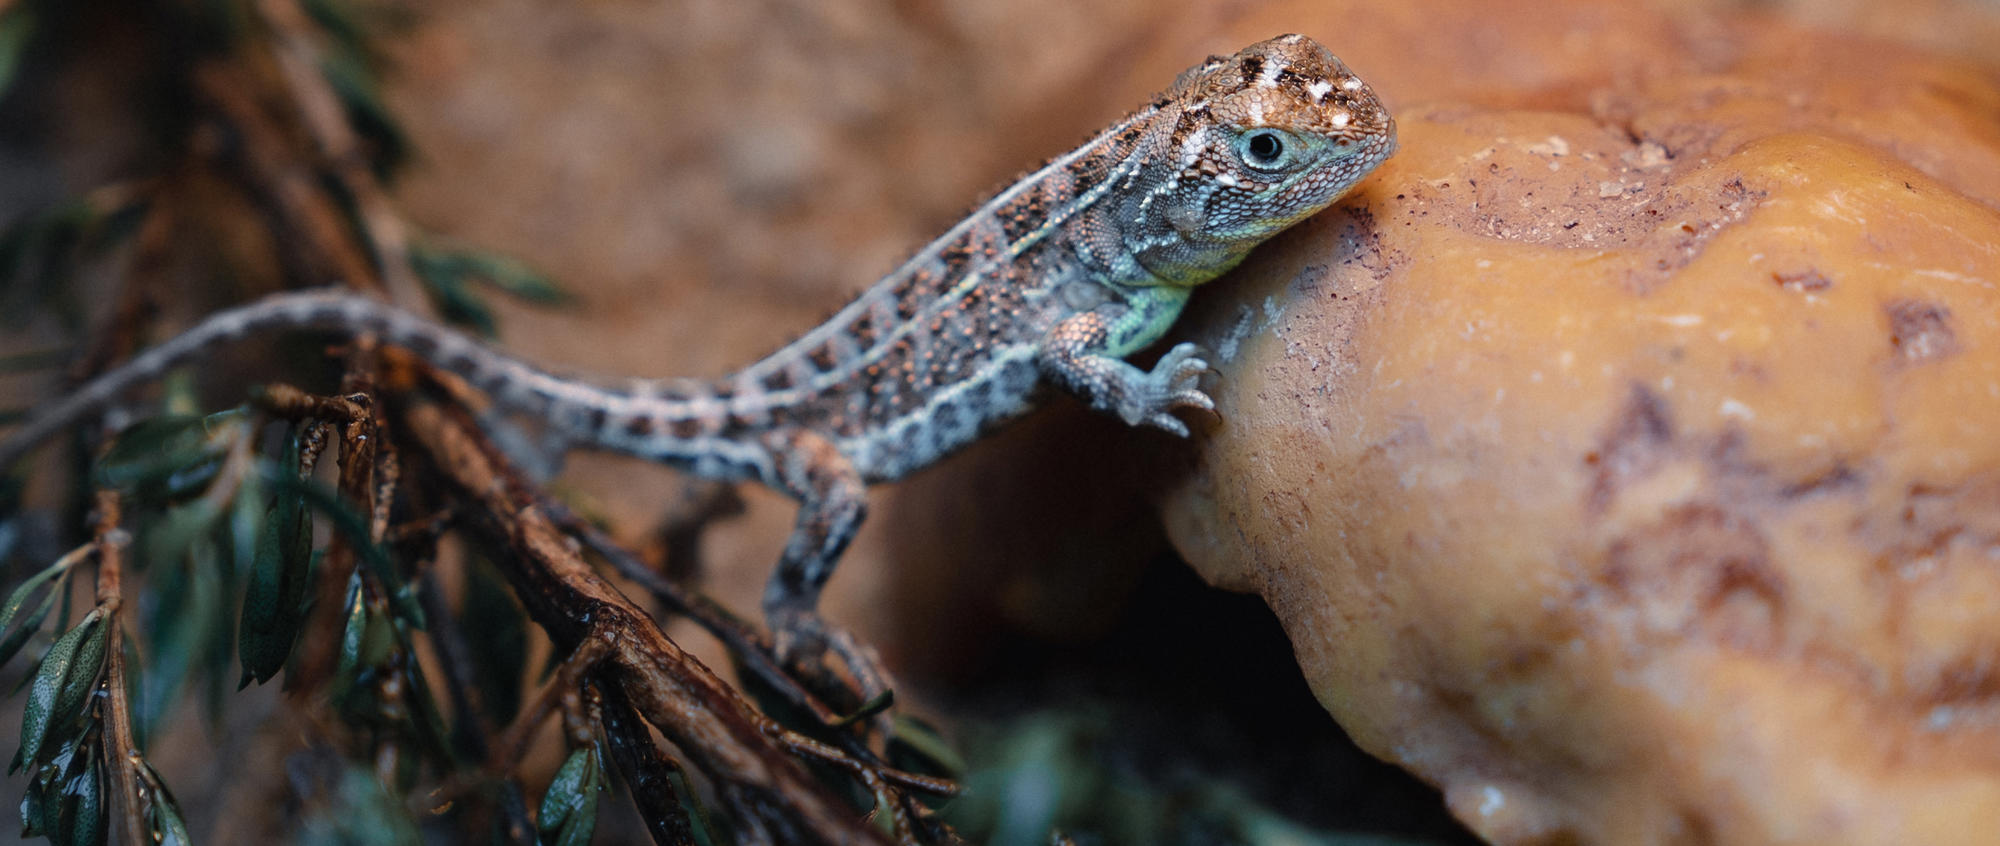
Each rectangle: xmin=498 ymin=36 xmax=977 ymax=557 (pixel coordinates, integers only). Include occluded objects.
xmin=1 ymin=34 xmax=1395 ymax=680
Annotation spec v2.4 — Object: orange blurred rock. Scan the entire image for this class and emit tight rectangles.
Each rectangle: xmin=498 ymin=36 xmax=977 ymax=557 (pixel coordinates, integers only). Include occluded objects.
xmin=1162 ymin=9 xmax=2000 ymax=845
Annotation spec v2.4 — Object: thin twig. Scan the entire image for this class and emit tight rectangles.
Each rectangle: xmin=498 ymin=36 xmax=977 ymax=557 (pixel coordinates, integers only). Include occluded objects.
xmin=768 ymin=722 xmax=960 ymax=797
xmin=287 ymin=346 xmax=382 ymax=696
xmin=598 ymin=683 xmax=700 ymax=846
xmin=92 ymin=489 xmax=146 ymax=846
xmin=398 ymin=398 xmax=890 ymax=844
xmin=255 ymin=384 xmax=372 ymax=424
xmin=489 ymin=632 xmax=612 ymax=778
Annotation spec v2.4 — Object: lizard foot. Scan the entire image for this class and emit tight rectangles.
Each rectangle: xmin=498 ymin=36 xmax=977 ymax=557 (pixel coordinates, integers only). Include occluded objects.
xmin=770 ymin=608 xmax=897 ymax=734
xmin=1120 ymin=342 xmax=1217 ymax=437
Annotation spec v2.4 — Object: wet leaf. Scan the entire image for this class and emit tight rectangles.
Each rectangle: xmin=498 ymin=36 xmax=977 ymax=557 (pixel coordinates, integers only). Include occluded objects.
xmin=335 ymin=570 xmax=366 ymax=680
xmin=65 ymin=753 xmax=102 ymax=846
xmin=262 ymin=468 xmax=423 ymax=628
xmin=18 ymin=731 xmax=95 ymax=844
xmin=17 ymin=610 xmax=101 ymax=772
xmin=240 ymin=427 xmax=313 ymax=686
xmin=537 ymin=745 xmax=603 ymax=846
xmin=51 ymin=617 xmax=107 ymax=730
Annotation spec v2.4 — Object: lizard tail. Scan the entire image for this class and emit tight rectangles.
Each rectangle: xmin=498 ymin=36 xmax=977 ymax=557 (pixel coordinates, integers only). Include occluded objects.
xmin=0 ymin=290 xmax=654 ymax=470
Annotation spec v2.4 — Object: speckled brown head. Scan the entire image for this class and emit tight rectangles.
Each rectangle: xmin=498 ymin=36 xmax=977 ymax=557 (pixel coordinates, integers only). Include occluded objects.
xmin=1120 ymin=33 xmax=1396 ymax=284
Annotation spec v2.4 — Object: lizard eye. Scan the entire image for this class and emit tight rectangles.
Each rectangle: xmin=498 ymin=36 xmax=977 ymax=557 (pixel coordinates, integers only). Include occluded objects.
xmin=1238 ymin=129 xmax=1295 ymax=172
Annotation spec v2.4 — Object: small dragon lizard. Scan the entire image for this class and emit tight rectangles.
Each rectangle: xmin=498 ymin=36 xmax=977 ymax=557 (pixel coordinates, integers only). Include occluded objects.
xmin=2 ymin=34 xmax=1394 ymax=685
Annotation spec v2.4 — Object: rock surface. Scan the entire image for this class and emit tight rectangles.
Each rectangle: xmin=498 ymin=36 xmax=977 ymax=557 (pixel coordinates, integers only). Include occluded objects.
xmin=1162 ymin=6 xmax=2000 ymax=844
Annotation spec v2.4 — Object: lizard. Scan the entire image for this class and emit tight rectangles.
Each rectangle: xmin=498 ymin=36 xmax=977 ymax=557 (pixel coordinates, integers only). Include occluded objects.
xmin=0 ymin=33 xmax=1395 ymax=696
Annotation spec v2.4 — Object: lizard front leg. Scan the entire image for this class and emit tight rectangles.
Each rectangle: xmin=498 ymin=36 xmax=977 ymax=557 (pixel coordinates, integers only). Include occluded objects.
xmin=1038 ymin=289 xmax=1217 ymax=437
xmin=756 ymin=429 xmax=891 ymax=715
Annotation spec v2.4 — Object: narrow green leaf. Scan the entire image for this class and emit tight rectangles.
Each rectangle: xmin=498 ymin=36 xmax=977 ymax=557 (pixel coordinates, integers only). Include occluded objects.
xmin=139 ymin=761 xmax=191 ymax=846
xmin=261 ymin=468 xmax=424 ymax=628
xmin=0 ymin=6 xmax=35 ymax=102
xmin=456 ymin=250 xmax=570 ymax=305
xmin=664 ymin=767 xmax=721 ymax=846
xmin=238 ymin=491 xmax=310 ymax=685
xmin=50 ymin=618 xmax=107 ymax=730
xmin=0 ymin=555 xmax=75 ymax=668
xmin=64 ymin=755 xmax=102 ymax=846
xmin=18 ymin=610 xmax=101 ymax=770
xmin=336 ymin=570 xmax=366 ymax=679
xmin=300 ymin=0 xmax=371 ymax=57
xmin=18 ymin=756 xmax=45 ymax=831
xmin=0 ymin=558 xmax=69 ymax=634
xmin=408 ymin=242 xmax=571 ymax=330
xmin=537 ymin=745 xmax=603 ymax=846
xmin=136 ymin=520 xmax=224 ymax=739
xmin=238 ymin=429 xmax=311 ymax=687
xmin=888 ymin=712 xmax=967 ymax=779
xmin=95 ymin=411 xmax=246 ymax=500
xmin=408 ymin=248 xmax=496 ymax=337
xmin=0 ymin=568 xmax=66 ymax=669
xmin=317 ymin=48 xmax=410 ymax=178
xmin=463 ymin=556 xmax=525 ymax=723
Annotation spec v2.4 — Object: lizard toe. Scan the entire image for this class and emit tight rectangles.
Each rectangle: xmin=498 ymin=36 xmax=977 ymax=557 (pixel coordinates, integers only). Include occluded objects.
xmin=1147 ymin=413 xmax=1192 ymax=438
xmin=1171 ymin=388 xmax=1215 ymax=412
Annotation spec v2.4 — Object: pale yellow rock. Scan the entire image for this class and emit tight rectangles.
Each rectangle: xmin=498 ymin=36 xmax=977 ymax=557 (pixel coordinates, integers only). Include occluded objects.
xmin=1161 ymin=20 xmax=2000 ymax=846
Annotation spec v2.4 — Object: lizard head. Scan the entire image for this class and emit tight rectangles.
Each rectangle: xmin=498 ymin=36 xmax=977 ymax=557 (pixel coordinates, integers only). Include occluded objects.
xmin=1128 ymin=34 xmax=1396 ymax=285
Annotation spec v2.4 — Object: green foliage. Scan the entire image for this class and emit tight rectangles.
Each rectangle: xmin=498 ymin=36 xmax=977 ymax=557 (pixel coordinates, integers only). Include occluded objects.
xmin=461 ymin=555 xmax=526 ymax=724
xmin=14 ymin=613 xmax=112 ymax=846
xmin=329 ymin=569 xmax=453 ymax=774
xmin=238 ymin=426 xmax=316 ymax=687
xmin=0 ymin=555 xmax=78 ymax=670
xmin=318 ymin=47 xmax=410 ymax=180
xmin=297 ymin=767 xmax=422 ymax=846
xmin=944 ymin=708 xmax=1450 ymax=846
xmin=409 ymin=240 xmax=571 ymax=337
xmin=537 ymin=744 xmax=604 ymax=846
xmin=18 ymin=731 xmax=102 ymax=846
xmin=260 ymin=467 xmax=424 ymax=628
xmin=16 ymin=611 xmax=104 ymax=773
xmin=888 ymin=713 xmax=964 ymax=781
xmin=93 ymin=411 xmax=246 ymax=502
xmin=0 ymin=4 xmax=34 ymax=104
xmin=136 ymin=760 xmax=192 ymax=846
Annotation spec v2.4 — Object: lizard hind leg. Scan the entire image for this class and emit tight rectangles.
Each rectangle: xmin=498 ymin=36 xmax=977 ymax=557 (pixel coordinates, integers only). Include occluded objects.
xmin=755 ymin=428 xmax=894 ymax=720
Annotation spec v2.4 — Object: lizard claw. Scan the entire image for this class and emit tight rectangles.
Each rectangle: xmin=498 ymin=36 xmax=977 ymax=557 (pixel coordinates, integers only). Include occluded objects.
xmin=1126 ymin=342 xmax=1217 ymax=436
